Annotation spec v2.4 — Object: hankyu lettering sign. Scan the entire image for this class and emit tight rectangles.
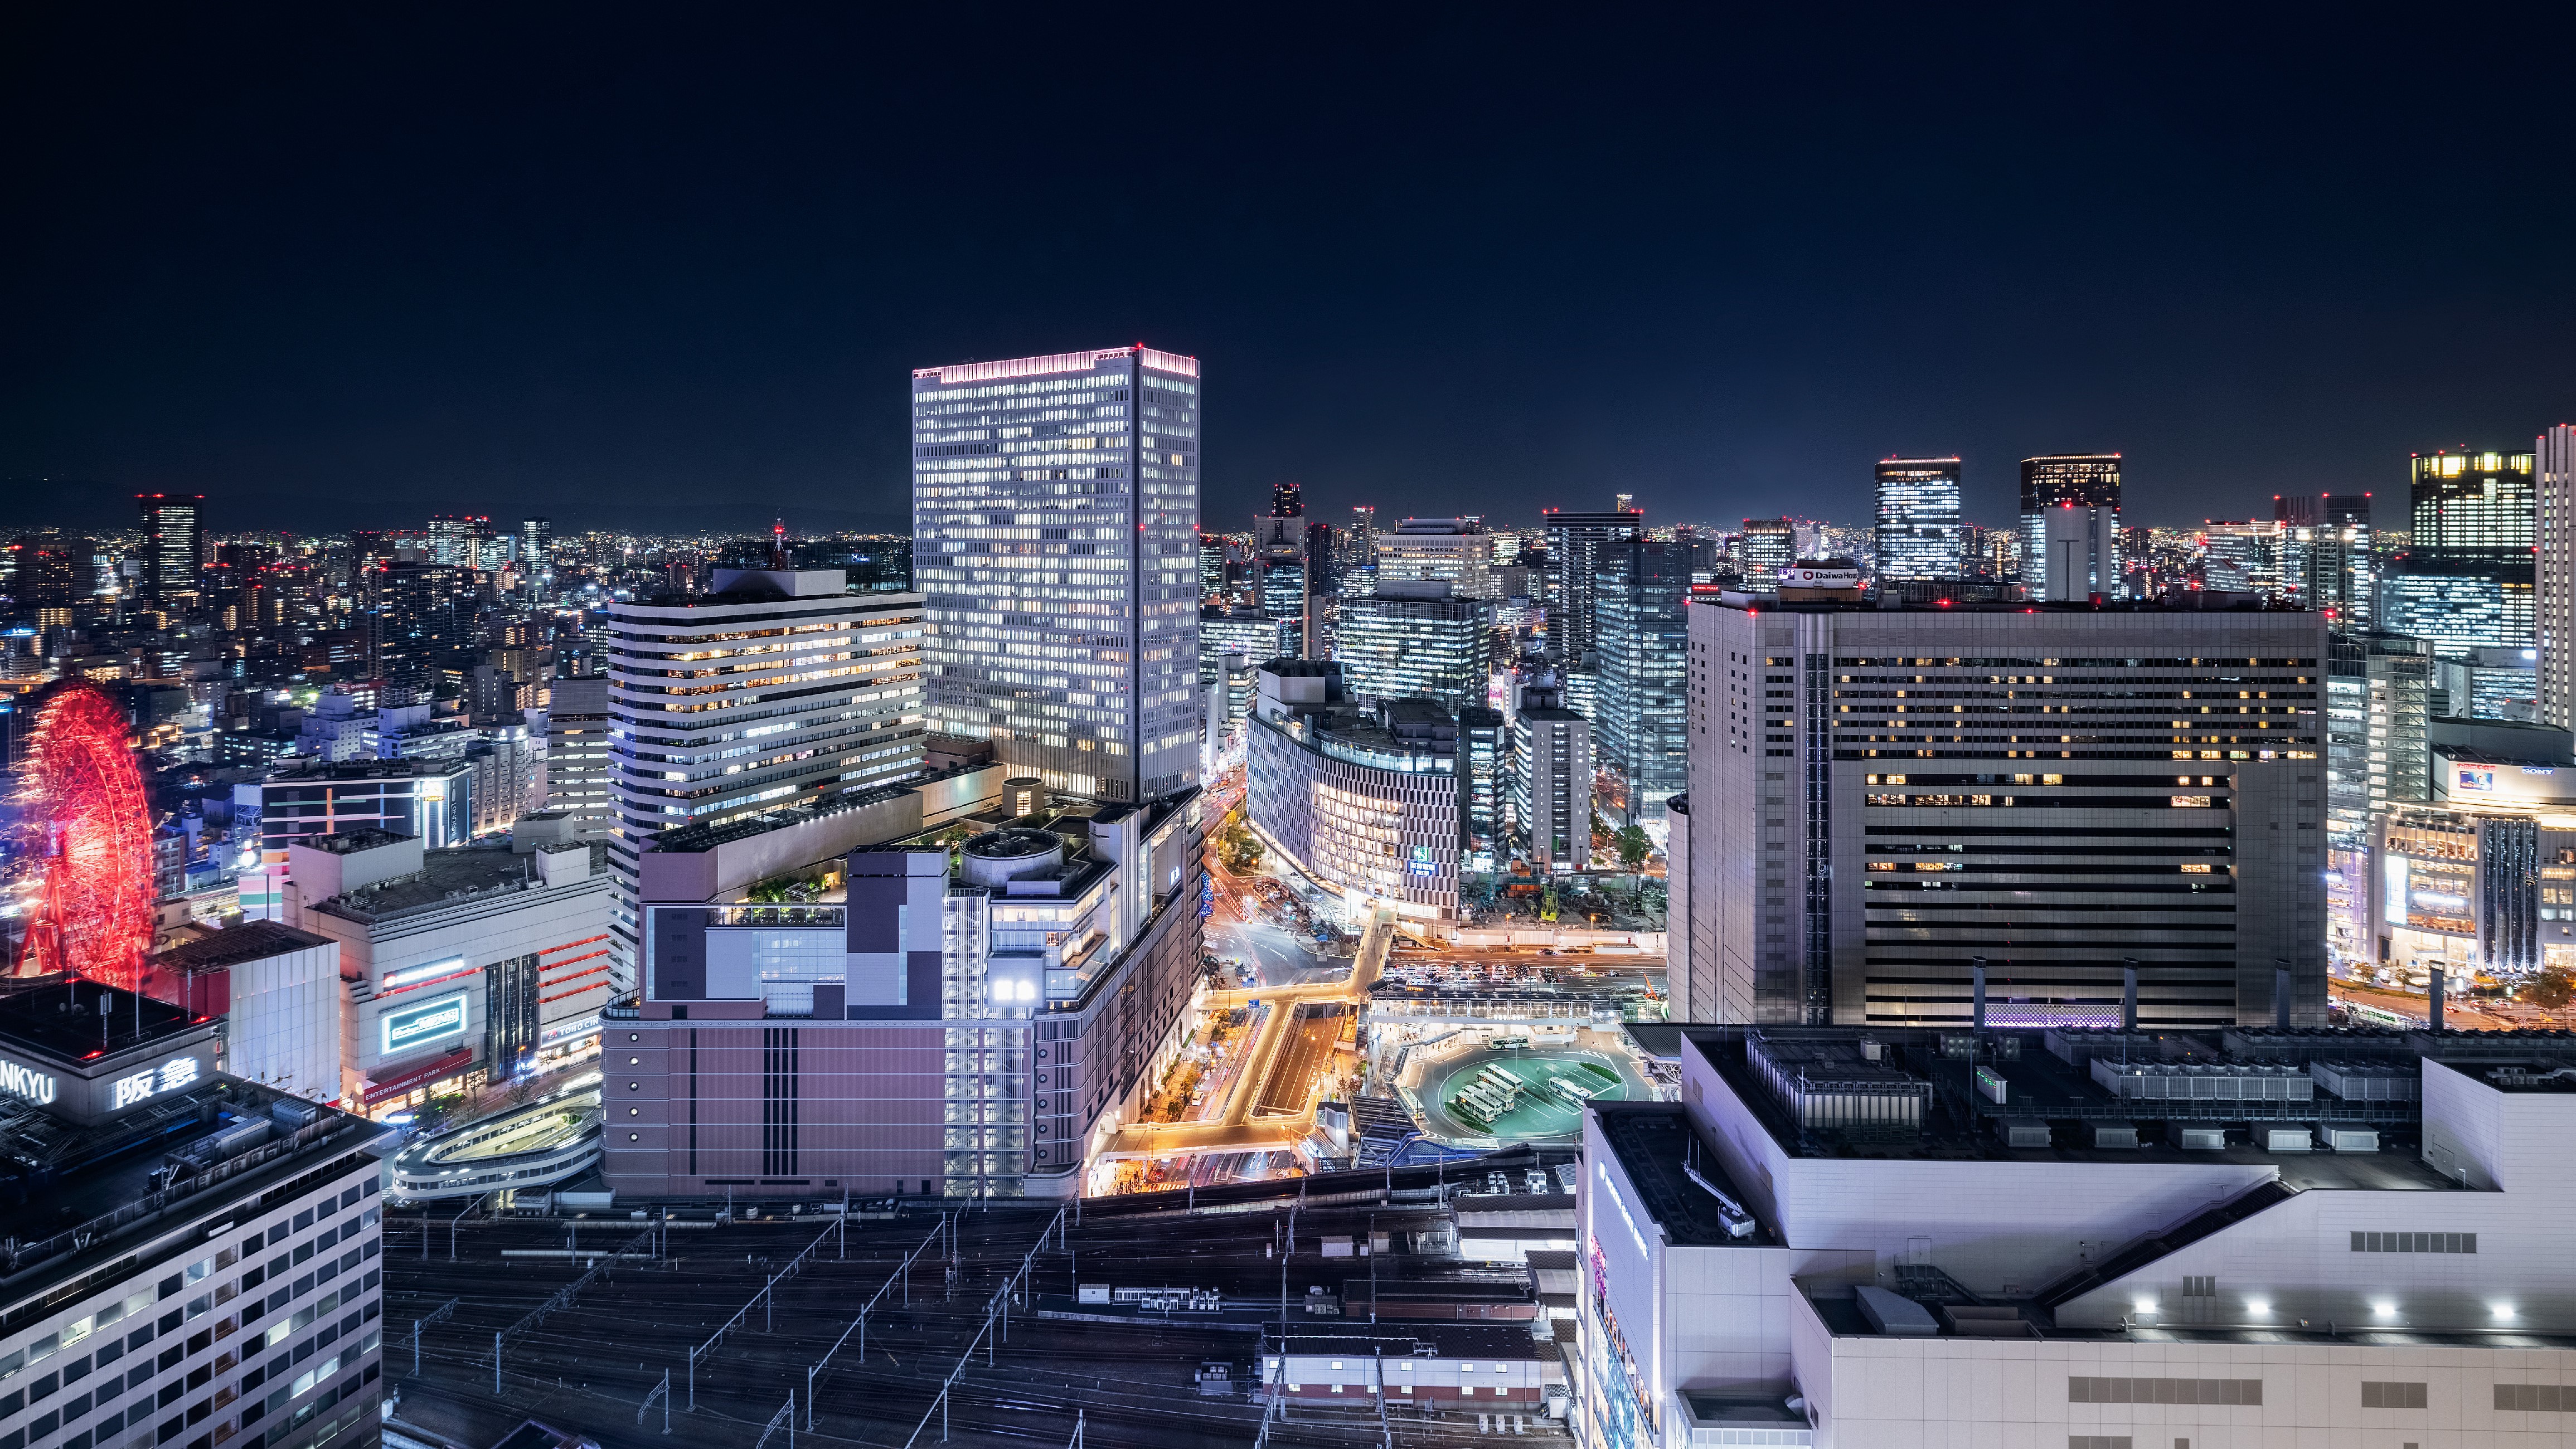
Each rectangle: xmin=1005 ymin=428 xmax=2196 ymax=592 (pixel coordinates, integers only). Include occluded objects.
xmin=382 ymin=992 xmax=468 ymax=1057
xmin=109 ymin=1056 xmax=200 ymax=1111
xmin=0 ymin=1058 xmax=57 ymax=1107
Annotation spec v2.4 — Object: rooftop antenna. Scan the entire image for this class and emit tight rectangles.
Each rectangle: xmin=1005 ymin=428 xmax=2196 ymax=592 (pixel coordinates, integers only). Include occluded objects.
xmin=769 ymin=518 xmax=790 ymax=571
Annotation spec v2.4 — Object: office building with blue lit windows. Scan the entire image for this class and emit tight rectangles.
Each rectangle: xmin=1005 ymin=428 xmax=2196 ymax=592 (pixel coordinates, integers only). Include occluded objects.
xmin=912 ymin=346 xmax=1202 ymax=805
xmin=1871 ymin=457 xmax=1962 ymax=582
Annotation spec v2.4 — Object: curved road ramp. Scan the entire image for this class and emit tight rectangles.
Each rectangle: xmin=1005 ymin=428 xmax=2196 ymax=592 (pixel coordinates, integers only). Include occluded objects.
xmin=390 ymin=1081 xmax=604 ymax=1203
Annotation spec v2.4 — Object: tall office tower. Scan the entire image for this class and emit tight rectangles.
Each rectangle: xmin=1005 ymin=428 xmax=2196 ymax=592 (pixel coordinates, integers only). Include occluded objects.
xmin=1682 ymin=596 xmax=2326 ymax=1027
xmin=1872 ymin=457 xmax=1963 ymax=581
xmin=1594 ymin=537 xmax=1689 ymax=820
xmin=2018 ymin=454 xmax=2122 ymax=597
xmin=2277 ymin=493 xmax=2376 ymax=624
xmin=1332 ymin=585 xmax=1495 ymax=708
xmin=1375 ymin=517 xmax=1497 ymax=599
xmin=1197 ymin=532 xmax=1228 ymax=600
xmin=1738 ymin=517 xmax=1795 ymax=585
xmin=520 ymin=516 xmax=552 ymax=575
xmin=910 ymin=344 xmax=1201 ymax=803
xmin=2200 ymin=519 xmax=2279 ymax=594
xmin=1272 ymin=481 xmax=1303 ymax=518
xmin=2385 ymin=446 xmax=2538 ymax=659
xmin=135 ymin=493 xmax=204 ymax=606
xmin=1541 ymin=502 xmax=1644 ymax=662
xmin=2413 ymin=446 xmax=2536 ymax=552
xmin=426 ymin=514 xmax=485 ymax=567
xmin=1199 ymin=607 xmax=1294 ymax=688
xmin=1350 ymin=505 xmax=1377 ymax=570
xmin=1304 ymin=519 xmax=1337 ymax=617
xmin=1459 ymin=706 xmax=1506 ymax=868
xmin=603 ymin=567 xmax=926 ymax=990
xmin=1255 ymin=526 xmax=1308 ymax=621
xmin=1509 ymin=684 xmax=1594 ymax=874
xmin=2540 ymin=425 xmax=2576 ymax=730
xmin=539 ymin=672 xmax=615 ymax=838
xmin=2039 ymin=503 xmax=2121 ymax=601
xmin=8 ymin=535 xmax=91 ymax=606
xmin=371 ymin=561 xmax=472 ymax=688
xmin=2325 ymin=632 xmax=2432 ymax=852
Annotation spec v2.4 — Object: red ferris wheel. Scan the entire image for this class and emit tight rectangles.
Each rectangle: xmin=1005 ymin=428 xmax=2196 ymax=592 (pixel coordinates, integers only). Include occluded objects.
xmin=14 ymin=679 xmax=154 ymax=988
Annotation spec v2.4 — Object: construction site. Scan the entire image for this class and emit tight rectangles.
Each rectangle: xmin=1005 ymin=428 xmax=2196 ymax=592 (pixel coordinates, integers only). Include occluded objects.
xmin=381 ymin=1146 xmax=1583 ymax=1449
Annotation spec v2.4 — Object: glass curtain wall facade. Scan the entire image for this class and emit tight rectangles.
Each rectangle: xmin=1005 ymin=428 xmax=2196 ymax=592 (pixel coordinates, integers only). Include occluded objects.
xmin=136 ymin=493 xmax=203 ymax=606
xmin=1332 ymin=594 xmax=1495 ymax=709
xmin=2201 ymin=521 xmax=2278 ymax=595
xmin=1739 ymin=518 xmax=1794 ymax=587
xmin=2380 ymin=565 xmax=2532 ymax=659
xmin=911 ymin=346 xmax=1202 ymax=803
xmin=1872 ymin=458 xmax=1963 ymax=581
xmin=2389 ymin=448 xmax=2537 ymax=660
xmin=2019 ymin=455 xmax=2123 ymax=597
xmin=1595 ymin=538 xmax=1689 ymax=819
xmin=1197 ymin=609 xmax=1294 ymax=688
xmin=1542 ymin=505 xmax=1644 ymax=661
xmin=2412 ymin=448 xmax=2536 ymax=553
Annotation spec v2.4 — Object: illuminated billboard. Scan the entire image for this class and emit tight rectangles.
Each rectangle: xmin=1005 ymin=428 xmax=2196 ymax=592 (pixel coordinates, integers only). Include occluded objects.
xmin=382 ymin=991 xmax=468 ymax=1058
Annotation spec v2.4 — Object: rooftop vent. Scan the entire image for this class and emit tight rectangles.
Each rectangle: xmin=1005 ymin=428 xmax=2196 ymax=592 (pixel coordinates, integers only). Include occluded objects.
xmin=959 ymin=828 xmax=1065 ymax=889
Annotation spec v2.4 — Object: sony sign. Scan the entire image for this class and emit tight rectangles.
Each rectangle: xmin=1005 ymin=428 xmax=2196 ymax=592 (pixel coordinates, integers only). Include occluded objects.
xmin=0 ymin=1058 xmax=58 ymax=1107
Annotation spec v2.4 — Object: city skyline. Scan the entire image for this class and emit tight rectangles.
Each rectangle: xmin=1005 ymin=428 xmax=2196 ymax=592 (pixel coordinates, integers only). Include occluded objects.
xmin=8 ymin=13 xmax=2575 ymax=539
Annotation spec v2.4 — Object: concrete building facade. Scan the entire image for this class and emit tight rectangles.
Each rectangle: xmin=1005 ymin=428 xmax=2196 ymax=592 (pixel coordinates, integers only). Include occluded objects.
xmin=1682 ymin=597 xmax=2328 ymax=1028
xmin=604 ymin=786 xmax=1202 ymax=1200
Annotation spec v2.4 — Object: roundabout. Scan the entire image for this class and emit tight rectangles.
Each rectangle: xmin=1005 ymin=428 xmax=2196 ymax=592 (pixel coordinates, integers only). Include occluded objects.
xmin=388 ymin=1073 xmax=603 ymax=1203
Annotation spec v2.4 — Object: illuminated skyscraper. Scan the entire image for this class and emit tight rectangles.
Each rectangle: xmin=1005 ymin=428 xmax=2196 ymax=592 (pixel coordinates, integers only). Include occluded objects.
xmin=1542 ymin=502 xmax=1643 ymax=660
xmin=1271 ymin=480 xmax=1302 ymax=518
xmin=2537 ymin=426 xmax=2576 ymax=730
xmin=520 ymin=516 xmax=553 ymax=574
xmin=1738 ymin=517 xmax=1794 ymax=586
xmin=2385 ymin=447 xmax=2536 ymax=659
xmin=136 ymin=493 xmax=203 ymax=606
xmin=426 ymin=514 xmax=486 ymax=567
xmin=2019 ymin=454 xmax=2122 ymax=597
xmin=1872 ymin=457 xmax=1962 ymax=581
xmin=1375 ymin=517 xmax=1496 ymax=599
xmin=2412 ymin=447 xmax=2535 ymax=553
xmin=911 ymin=344 xmax=1202 ymax=803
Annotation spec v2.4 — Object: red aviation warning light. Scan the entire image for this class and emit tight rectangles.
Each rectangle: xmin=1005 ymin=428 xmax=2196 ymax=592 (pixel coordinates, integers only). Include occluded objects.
xmin=13 ymin=680 xmax=154 ymax=989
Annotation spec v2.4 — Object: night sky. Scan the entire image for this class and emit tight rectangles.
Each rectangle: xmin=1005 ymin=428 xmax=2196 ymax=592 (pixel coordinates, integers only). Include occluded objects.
xmin=4 ymin=7 xmax=2572 ymax=538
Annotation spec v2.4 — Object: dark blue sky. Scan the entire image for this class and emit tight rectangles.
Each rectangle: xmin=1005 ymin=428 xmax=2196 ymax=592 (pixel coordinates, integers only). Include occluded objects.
xmin=4 ymin=6 xmax=2571 ymax=537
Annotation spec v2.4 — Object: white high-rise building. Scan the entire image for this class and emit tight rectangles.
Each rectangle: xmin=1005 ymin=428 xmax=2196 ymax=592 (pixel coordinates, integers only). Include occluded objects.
xmin=2538 ymin=424 xmax=2576 ymax=730
xmin=911 ymin=346 xmax=1201 ymax=803
xmin=539 ymin=672 xmax=615 ymax=838
xmin=1375 ymin=517 xmax=1496 ymax=599
xmin=603 ymin=570 xmax=926 ymax=990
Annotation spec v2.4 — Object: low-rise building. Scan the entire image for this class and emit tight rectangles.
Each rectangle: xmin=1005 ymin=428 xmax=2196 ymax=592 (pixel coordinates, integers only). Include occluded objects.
xmin=282 ymin=828 xmax=613 ymax=1116
xmin=605 ymin=784 xmax=1203 ymax=1200
xmin=1578 ymin=1023 xmax=2576 ymax=1449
